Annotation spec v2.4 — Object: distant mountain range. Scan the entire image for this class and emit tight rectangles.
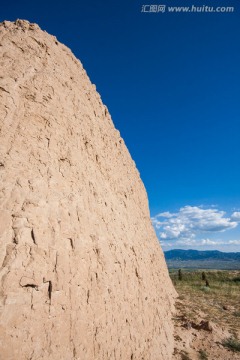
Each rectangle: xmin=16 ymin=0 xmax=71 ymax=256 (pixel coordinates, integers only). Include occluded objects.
xmin=164 ymin=249 xmax=240 ymax=270
xmin=164 ymin=249 xmax=240 ymax=261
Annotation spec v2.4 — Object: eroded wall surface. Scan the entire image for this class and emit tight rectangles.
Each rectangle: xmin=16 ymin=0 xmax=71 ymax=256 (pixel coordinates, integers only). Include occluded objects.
xmin=0 ymin=20 xmax=176 ymax=360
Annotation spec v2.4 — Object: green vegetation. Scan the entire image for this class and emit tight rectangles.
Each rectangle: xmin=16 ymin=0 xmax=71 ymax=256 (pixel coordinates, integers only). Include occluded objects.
xmin=166 ymin=259 xmax=240 ymax=270
xmin=178 ymin=268 xmax=183 ymax=281
xmin=222 ymin=337 xmax=240 ymax=352
xmin=198 ymin=349 xmax=208 ymax=360
xmin=180 ymin=350 xmax=191 ymax=360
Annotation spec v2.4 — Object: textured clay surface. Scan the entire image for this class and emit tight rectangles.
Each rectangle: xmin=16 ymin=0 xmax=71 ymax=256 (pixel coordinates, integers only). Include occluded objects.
xmin=0 ymin=20 xmax=176 ymax=360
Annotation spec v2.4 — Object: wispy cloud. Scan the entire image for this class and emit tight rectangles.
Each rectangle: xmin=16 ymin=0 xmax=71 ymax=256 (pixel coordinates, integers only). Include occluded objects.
xmin=160 ymin=238 xmax=240 ymax=249
xmin=193 ymin=238 xmax=240 ymax=246
xmin=231 ymin=212 xmax=240 ymax=221
xmin=152 ymin=206 xmax=239 ymax=243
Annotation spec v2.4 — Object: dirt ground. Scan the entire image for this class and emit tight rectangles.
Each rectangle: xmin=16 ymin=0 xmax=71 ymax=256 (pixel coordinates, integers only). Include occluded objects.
xmin=171 ymin=270 xmax=240 ymax=360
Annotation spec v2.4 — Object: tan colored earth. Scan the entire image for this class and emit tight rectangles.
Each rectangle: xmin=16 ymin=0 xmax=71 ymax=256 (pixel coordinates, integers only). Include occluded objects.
xmin=0 ymin=20 xmax=176 ymax=359
xmin=173 ymin=297 xmax=240 ymax=360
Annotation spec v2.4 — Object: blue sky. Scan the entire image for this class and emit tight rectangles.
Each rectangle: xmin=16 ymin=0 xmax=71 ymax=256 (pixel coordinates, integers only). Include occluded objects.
xmin=1 ymin=0 xmax=240 ymax=251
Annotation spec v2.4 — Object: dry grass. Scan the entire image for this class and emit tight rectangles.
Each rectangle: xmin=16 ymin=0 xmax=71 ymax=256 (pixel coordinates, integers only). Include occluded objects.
xmin=170 ymin=270 xmax=240 ymax=336
xmin=198 ymin=349 xmax=208 ymax=359
xmin=222 ymin=337 xmax=240 ymax=352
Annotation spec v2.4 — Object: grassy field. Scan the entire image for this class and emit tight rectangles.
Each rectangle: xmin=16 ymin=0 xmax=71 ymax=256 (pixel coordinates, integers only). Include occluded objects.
xmin=170 ymin=269 xmax=240 ymax=335
xmin=166 ymin=260 xmax=240 ymax=270
xmin=170 ymin=269 xmax=240 ymax=358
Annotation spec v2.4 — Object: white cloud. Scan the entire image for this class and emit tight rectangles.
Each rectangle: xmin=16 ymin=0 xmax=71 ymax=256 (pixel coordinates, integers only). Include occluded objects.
xmin=157 ymin=211 xmax=175 ymax=218
xmin=231 ymin=212 xmax=240 ymax=221
xmin=162 ymin=237 xmax=240 ymax=249
xmin=228 ymin=240 xmax=240 ymax=245
xmin=200 ymin=239 xmax=221 ymax=245
xmin=152 ymin=206 xmax=239 ymax=242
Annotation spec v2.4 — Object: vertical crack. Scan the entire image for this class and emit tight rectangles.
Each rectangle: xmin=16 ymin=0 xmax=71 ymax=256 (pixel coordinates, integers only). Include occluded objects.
xmin=31 ymin=229 xmax=37 ymax=244
xmin=48 ymin=281 xmax=52 ymax=303
xmin=68 ymin=238 xmax=74 ymax=250
xmin=43 ymin=278 xmax=52 ymax=311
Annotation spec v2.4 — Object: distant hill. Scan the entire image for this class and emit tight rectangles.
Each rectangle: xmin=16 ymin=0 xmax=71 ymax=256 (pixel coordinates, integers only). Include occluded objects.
xmin=164 ymin=249 xmax=240 ymax=270
xmin=165 ymin=249 xmax=240 ymax=261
